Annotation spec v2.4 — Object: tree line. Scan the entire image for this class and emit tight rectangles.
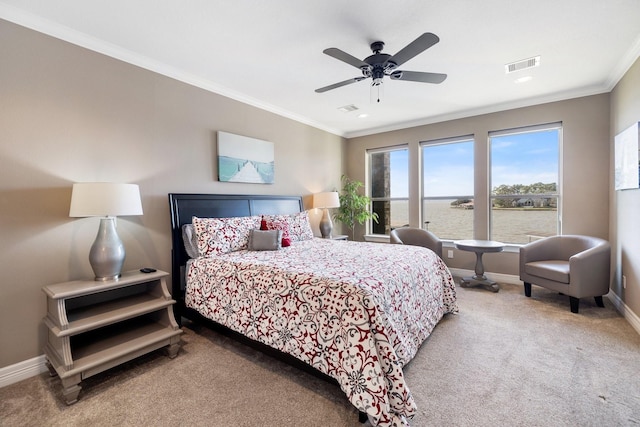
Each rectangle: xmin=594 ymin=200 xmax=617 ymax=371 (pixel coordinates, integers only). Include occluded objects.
xmin=492 ymin=182 xmax=557 ymax=195
xmin=492 ymin=182 xmax=557 ymax=208
xmin=451 ymin=182 xmax=557 ymax=208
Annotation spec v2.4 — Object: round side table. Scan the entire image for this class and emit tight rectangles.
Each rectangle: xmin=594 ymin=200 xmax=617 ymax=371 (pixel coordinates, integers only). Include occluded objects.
xmin=454 ymin=239 xmax=505 ymax=292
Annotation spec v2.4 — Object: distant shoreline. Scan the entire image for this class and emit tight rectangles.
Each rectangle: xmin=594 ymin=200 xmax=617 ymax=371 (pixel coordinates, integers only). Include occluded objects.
xmin=390 ymin=199 xmax=557 ymax=243
xmin=490 ymin=207 xmax=556 ymax=211
xmin=450 ymin=206 xmax=556 ymax=211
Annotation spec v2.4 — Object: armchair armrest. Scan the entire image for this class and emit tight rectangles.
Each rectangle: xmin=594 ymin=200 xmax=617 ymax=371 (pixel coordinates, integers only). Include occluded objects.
xmin=568 ymin=241 xmax=611 ymax=298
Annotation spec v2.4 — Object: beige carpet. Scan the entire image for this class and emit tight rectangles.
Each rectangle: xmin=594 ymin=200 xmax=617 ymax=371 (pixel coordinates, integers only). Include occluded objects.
xmin=2 ymin=281 xmax=640 ymax=427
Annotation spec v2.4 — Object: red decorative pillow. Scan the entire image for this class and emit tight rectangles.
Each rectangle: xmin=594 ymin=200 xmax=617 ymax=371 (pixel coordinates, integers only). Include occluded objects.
xmin=263 ymin=217 xmax=291 ymax=247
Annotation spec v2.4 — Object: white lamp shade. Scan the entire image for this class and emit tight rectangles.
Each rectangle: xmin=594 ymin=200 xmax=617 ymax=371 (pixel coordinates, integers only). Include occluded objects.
xmin=69 ymin=182 xmax=143 ymax=217
xmin=313 ymin=191 xmax=340 ymax=209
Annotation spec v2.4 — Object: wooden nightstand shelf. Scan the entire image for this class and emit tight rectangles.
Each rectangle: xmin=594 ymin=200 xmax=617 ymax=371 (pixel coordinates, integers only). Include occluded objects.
xmin=42 ymin=269 xmax=182 ymax=404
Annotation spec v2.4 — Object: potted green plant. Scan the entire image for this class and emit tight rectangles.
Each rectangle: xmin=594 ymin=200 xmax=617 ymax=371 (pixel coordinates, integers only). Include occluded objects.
xmin=333 ymin=175 xmax=378 ymax=240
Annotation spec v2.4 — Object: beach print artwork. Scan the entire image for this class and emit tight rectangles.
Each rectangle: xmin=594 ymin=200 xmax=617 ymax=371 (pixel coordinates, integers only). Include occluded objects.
xmin=218 ymin=131 xmax=274 ymax=184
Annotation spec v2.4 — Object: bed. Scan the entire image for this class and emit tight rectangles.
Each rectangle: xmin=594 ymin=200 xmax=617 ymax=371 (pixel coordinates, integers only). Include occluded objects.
xmin=169 ymin=193 xmax=458 ymax=426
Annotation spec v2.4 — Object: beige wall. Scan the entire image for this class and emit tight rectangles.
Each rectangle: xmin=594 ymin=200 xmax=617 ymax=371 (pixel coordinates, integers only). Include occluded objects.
xmin=610 ymin=57 xmax=640 ymax=316
xmin=0 ymin=20 xmax=345 ymax=368
xmin=2 ymin=16 xmax=637 ymax=371
xmin=347 ymin=94 xmax=611 ymax=277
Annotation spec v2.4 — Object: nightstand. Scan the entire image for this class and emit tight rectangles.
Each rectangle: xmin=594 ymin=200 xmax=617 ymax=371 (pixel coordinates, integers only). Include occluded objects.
xmin=331 ymin=235 xmax=348 ymax=240
xmin=42 ymin=269 xmax=182 ymax=404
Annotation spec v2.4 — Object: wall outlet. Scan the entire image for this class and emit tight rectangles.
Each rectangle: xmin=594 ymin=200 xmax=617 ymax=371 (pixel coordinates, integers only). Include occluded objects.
xmin=447 ymin=250 xmax=454 ymax=259
xmin=623 ymin=275 xmax=627 ymax=289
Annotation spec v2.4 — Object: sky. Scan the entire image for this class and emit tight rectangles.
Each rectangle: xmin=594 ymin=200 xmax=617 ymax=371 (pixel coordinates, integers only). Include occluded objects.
xmin=490 ymin=129 xmax=559 ymax=190
xmin=388 ymin=128 xmax=559 ymax=197
xmin=218 ymin=131 xmax=274 ymax=163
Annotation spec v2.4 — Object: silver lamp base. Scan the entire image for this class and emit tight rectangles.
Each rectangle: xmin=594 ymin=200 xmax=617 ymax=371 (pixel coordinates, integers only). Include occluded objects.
xmin=319 ymin=208 xmax=333 ymax=239
xmin=89 ymin=217 xmax=125 ymax=281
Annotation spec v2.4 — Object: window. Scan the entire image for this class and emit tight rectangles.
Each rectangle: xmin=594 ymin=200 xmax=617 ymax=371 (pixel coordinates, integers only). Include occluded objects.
xmin=368 ymin=146 xmax=409 ymax=235
xmin=489 ymin=123 xmax=561 ymax=244
xmin=421 ymin=137 xmax=474 ymax=240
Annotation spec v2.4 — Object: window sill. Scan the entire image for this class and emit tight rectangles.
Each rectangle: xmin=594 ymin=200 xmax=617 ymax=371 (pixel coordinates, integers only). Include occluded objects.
xmin=364 ymin=234 xmax=523 ymax=253
xmin=363 ymin=234 xmax=390 ymax=243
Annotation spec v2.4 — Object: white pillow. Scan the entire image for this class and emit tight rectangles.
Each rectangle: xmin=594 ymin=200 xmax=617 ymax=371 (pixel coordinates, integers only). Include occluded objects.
xmin=192 ymin=215 xmax=261 ymax=256
xmin=181 ymin=224 xmax=199 ymax=258
xmin=262 ymin=211 xmax=314 ymax=242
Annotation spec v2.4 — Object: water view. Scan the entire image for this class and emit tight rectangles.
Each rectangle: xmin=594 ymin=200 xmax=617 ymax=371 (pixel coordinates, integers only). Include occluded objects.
xmin=389 ymin=200 xmax=557 ymax=244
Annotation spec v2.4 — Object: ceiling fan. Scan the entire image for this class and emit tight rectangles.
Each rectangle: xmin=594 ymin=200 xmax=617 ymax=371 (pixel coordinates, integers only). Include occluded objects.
xmin=315 ymin=32 xmax=447 ymax=99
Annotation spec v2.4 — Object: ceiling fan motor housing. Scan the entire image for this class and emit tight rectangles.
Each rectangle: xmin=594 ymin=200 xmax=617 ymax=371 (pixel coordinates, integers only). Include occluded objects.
xmin=362 ymin=42 xmax=396 ymax=82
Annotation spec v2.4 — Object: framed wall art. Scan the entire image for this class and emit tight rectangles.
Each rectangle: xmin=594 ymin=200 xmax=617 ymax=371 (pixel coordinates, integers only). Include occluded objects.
xmin=614 ymin=122 xmax=640 ymax=191
xmin=217 ymin=131 xmax=274 ymax=184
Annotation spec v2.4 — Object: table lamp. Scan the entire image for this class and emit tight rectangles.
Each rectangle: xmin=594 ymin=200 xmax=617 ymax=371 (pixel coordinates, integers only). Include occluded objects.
xmin=313 ymin=191 xmax=340 ymax=238
xmin=69 ymin=182 xmax=143 ymax=281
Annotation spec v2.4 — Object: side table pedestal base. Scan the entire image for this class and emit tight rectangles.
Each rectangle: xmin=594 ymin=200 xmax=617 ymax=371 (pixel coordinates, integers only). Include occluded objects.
xmin=460 ymin=275 xmax=500 ymax=293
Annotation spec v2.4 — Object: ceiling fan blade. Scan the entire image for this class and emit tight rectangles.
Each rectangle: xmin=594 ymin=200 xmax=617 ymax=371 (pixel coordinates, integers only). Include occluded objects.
xmin=386 ymin=33 xmax=440 ymax=68
xmin=315 ymin=77 xmax=366 ymax=93
xmin=323 ymin=48 xmax=369 ymax=69
xmin=390 ymin=70 xmax=447 ymax=84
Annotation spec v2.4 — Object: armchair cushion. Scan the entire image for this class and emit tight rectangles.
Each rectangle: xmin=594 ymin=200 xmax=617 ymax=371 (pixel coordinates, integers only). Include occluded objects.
xmin=524 ymin=260 xmax=569 ymax=284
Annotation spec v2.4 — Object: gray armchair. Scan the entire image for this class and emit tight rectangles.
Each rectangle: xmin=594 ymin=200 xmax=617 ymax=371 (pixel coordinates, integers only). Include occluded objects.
xmin=519 ymin=235 xmax=611 ymax=313
xmin=390 ymin=227 xmax=443 ymax=259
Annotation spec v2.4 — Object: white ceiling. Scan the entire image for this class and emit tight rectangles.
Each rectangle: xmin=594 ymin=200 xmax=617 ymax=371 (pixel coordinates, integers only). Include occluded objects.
xmin=2 ymin=0 xmax=640 ymax=138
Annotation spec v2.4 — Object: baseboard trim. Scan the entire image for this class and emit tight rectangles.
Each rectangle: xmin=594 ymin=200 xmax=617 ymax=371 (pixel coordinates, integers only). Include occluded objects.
xmin=607 ymin=291 xmax=640 ymax=335
xmin=0 ymin=355 xmax=48 ymax=388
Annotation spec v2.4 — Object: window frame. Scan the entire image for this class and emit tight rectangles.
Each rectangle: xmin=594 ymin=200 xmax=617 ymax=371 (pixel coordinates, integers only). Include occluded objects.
xmin=420 ymin=135 xmax=475 ymax=241
xmin=367 ymin=144 xmax=409 ymax=235
xmin=488 ymin=122 xmax=562 ymax=244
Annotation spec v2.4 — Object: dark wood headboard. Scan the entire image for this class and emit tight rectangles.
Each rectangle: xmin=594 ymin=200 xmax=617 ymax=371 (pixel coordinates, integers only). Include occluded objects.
xmin=168 ymin=193 xmax=304 ymax=317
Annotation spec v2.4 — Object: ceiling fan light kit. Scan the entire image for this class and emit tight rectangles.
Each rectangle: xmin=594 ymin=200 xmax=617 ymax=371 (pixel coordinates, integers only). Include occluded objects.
xmin=315 ymin=32 xmax=447 ymax=100
xmin=371 ymin=79 xmax=384 ymax=103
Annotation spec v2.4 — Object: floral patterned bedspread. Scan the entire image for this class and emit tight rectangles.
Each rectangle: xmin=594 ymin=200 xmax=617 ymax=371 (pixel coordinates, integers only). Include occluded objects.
xmin=186 ymin=238 xmax=458 ymax=426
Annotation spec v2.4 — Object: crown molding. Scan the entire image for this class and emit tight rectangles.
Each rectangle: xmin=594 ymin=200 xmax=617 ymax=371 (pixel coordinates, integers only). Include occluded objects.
xmin=0 ymin=5 xmax=346 ymax=138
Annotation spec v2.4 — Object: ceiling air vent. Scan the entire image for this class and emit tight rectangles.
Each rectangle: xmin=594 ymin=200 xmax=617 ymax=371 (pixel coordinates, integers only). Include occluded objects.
xmin=505 ymin=56 xmax=540 ymax=74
